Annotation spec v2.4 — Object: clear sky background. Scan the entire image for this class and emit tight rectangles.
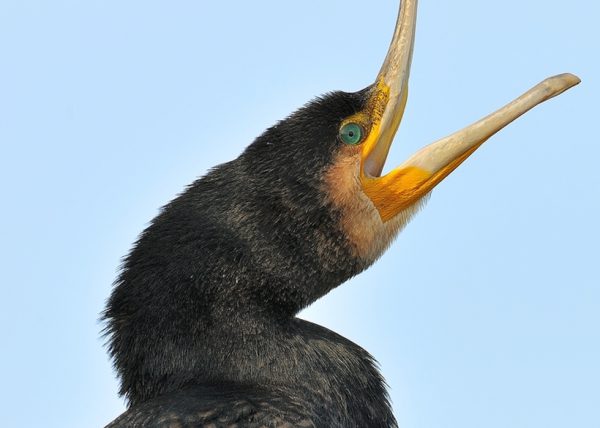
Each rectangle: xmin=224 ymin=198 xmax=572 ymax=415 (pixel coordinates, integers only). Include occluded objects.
xmin=0 ymin=1 xmax=597 ymax=427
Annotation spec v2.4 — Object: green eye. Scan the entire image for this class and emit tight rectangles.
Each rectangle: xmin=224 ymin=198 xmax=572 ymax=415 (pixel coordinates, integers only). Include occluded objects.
xmin=339 ymin=123 xmax=364 ymax=145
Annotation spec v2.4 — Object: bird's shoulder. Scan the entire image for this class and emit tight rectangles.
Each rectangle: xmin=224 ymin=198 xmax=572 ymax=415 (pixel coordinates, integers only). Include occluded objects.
xmin=106 ymin=384 xmax=321 ymax=428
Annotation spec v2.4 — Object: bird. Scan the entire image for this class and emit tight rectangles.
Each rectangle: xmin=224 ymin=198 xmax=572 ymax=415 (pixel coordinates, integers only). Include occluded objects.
xmin=102 ymin=0 xmax=579 ymax=426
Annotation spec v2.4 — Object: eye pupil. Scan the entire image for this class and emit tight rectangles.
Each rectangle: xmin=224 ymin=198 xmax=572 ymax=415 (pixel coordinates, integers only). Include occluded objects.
xmin=339 ymin=123 xmax=363 ymax=145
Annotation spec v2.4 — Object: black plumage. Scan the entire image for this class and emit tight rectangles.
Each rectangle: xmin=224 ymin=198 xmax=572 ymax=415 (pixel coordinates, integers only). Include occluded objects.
xmin=102 ymin=0 xmax=579 ymax=425
xmin=104 ymin=89 xmax=397 ymax=427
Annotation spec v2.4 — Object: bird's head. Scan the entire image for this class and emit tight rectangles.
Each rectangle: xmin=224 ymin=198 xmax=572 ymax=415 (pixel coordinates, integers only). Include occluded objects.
xmin=238 ymin=0 xmax=579 ymax=276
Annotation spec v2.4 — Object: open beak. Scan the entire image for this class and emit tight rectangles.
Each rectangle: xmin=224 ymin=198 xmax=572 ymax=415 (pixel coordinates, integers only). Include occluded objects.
xmin=359 ymin=0 xmax=580 ymax=222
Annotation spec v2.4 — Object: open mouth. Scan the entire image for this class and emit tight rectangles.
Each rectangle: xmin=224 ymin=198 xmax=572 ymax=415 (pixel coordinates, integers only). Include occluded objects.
xmin=354 ymin=0 xmax=580 ymax=221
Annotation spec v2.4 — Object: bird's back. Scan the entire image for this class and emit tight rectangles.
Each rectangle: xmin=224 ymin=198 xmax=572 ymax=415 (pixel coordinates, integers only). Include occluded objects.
xmin=106 ymin=383 xmax=324 ymax=428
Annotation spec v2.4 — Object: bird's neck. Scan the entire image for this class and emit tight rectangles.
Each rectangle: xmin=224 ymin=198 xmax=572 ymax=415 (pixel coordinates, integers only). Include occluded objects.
xmin=105 ymin=162 xmax=396 ymax=425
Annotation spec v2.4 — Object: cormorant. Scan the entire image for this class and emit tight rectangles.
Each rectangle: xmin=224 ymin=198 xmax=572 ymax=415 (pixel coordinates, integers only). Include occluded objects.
xmin=103 ymin=1 xmax=579 ymax=426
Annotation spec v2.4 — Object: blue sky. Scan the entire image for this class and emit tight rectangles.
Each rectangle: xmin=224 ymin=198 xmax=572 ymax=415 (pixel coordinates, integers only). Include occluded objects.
xmin=1 ymin=1 xmax=597 ymax=427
